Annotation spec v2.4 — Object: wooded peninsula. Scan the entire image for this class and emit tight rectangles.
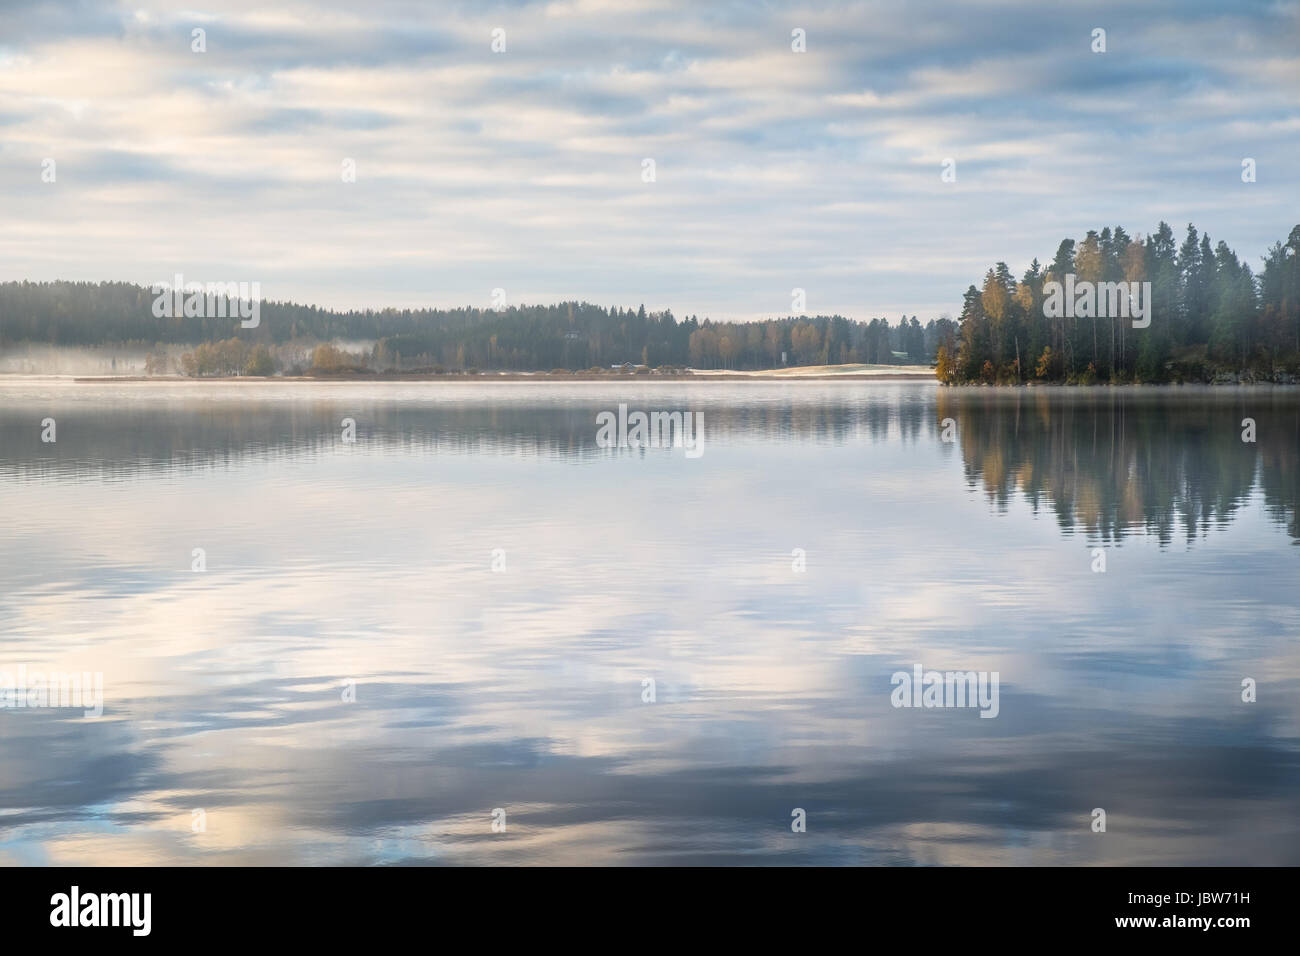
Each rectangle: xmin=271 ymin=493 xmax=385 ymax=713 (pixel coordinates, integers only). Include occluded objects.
xmin=2 ymin=221 xmax=1296 ymax=384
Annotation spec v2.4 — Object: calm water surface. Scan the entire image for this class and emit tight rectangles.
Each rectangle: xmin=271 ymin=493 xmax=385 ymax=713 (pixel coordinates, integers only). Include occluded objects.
xmin=1 ymin=380 xmax=1297 ymax=865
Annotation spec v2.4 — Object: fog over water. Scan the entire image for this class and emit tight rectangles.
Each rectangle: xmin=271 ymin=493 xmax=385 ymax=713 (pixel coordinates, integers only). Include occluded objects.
xmin=0 ymin=345 xmax=155 ymax=376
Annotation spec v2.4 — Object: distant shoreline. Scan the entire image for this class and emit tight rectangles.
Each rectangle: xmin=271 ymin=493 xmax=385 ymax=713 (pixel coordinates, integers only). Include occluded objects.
xmin=7 ymin=372 xmax=1295 ymax=386
xmin=53 ymin=370 xmax=938 ymax=384
xmin=0 ymin=363 xmax=937 ymax=383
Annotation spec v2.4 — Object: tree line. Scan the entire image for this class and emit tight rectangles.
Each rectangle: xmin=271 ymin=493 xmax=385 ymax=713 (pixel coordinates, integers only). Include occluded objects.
xmin=938 ymin=223 xmax=1300 ymax=384
xmin=0 ymin=281 xmax=956 ymax=373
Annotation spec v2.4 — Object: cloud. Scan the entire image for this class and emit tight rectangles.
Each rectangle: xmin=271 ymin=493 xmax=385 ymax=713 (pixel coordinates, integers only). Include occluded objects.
xmin=0 ymin=0 xmax=1296 ymax=320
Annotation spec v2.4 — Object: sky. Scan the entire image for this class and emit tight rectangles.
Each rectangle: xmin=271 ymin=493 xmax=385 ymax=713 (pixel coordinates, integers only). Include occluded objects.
xmin=1 ymin=0 xmax=1297 ymax=322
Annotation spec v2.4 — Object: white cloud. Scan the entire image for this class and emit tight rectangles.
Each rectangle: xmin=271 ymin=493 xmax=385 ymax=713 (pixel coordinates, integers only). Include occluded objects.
xmin=0 ymin=0 xmax=1295 ymax=319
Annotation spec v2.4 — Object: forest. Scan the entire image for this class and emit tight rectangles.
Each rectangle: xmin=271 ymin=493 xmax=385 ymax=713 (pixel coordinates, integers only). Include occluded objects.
xmin=4 ymin=222 xmax=1295 ymax=381
xmin=0 ymin=281 xmax=954 ymax=375
xmin=938 ymin=223 xmax=1300 ymax=384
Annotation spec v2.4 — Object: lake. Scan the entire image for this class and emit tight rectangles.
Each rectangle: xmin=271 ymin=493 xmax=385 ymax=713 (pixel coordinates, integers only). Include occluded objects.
xmin=1 ymin=379 xmax=1296 ymax=865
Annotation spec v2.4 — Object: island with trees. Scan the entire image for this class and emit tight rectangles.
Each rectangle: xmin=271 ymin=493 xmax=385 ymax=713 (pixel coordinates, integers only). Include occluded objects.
xmin=937 ymin=222 xmax=1300 ymax=385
